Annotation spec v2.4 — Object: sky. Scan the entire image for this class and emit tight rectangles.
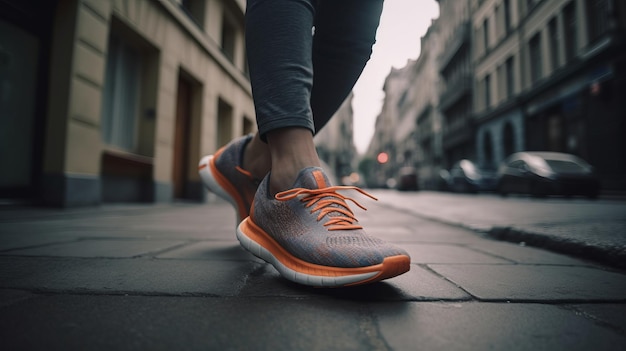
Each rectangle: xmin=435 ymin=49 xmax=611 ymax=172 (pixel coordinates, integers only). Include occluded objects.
xmin=352 ymin=0 xmax=440 ymax=154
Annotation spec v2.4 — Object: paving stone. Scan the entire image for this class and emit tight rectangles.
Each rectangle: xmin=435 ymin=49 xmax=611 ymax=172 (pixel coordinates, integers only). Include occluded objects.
xmin=373 ymin=302 xmax=626 ymax=351
xmin=238 ymin=265 xmax=316 ymax=297
xmin=369 ymin=265 xmax=470 ymax=301
xmin=0 ymin=289 xmax=37 ymax=308
xmin=0 ymin=234 xmax=78 ymax=252
xmin=568 ymin=304 xmax=626 ymax=334
xmin=466 ymin=239 xmax=597 ymax=266
xmin=0 ymin=257 xmax=258 ymax=296
xmin=2 ymin=239 xmax=187 ymax=258
xmin=430 ymin=264 xmax=626 ymax=301
xmin=402 ymin=244 xmax=511 ymax=264
xmin=239 ymin=264 xmax=470 ymax=301
xmin=0 ymin=203 xmax=235 ymax=241
xmin=157 ymin=240 xmax=263 ymax=262
xmin=123 ymin=215 xmax=235 ymax=239
xmin=1 ymin=201 xmax=625 ymax=350
xmin=0 ymin=295 xmax=385 ymax=351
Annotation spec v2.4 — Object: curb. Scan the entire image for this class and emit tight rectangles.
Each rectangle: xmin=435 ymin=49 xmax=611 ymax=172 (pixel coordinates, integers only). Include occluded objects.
xmin=374 ymin=201 xmax=626 ymax=271
xmin=486 ymin=226 xmax=626 ymax=270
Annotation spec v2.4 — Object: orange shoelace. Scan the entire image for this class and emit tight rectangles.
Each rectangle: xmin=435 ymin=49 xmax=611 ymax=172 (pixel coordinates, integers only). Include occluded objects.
xmin=275 ymin=186 xmax=378 ymax=231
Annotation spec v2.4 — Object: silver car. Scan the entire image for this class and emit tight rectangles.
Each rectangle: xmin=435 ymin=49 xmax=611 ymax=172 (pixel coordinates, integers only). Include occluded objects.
xmin=497 ymin=152 xmax=600 ymax=198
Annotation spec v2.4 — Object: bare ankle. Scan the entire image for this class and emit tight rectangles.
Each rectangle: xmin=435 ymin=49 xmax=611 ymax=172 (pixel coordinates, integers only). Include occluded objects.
xmin=242 ymin=133 xmax=271 ymax=179
xmin=266 ymin=128 xmax=322 ymax=194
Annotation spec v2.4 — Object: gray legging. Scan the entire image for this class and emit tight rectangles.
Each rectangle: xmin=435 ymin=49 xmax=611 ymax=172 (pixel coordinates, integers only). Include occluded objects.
xmin=245 ymin=0 xmax=384 ymax=141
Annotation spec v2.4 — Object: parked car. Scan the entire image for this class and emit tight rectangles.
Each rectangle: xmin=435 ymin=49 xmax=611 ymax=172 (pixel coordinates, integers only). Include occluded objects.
xmin=437 ymin=169 xmax=451 ymax=191
xmin=397 ymin=167 xmax=419 ymax=191
xmin=447 ymin=159 xmax=498 ymax=193
xmin=497 ymin=152 xmax=600 ymax=198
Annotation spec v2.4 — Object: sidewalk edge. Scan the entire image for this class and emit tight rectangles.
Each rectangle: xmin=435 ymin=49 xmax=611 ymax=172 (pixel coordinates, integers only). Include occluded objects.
xmin=486 ymin=226 xmax=626 ymax=270
xmin=375 ymin=201 xmax=626 ymax=270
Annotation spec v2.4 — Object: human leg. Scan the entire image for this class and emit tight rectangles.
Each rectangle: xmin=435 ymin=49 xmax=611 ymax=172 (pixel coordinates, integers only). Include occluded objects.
xmin=243 ymin=0 xmax=321 ymax=194
xmin=245 ymin=0 xmax=317 ymax=140
xmin=310 ymin=0 xmax=384 ymax=131
xmin=236 ymin=0 xmax=410 ymax=287
xmin=265 ymin=0 xmax=386 ymax=193
xmin=245 ymin=0 xmax=385 ymax=194
xmin=209 ymin=0 xmax=384 ymax=196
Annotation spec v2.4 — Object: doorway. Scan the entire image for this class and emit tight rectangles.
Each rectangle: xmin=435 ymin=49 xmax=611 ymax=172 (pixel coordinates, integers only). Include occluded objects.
xmin=0 ymin=0 xmax=56 ymax=201
xmin=173 ymin=77 xmax=192 ymax=199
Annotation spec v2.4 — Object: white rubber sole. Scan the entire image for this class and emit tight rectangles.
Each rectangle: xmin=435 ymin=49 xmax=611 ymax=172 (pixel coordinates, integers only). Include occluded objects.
xmin=236 ymin=220 xmax=379 ymax=287
xmin=198 ymin=155 xmax=244 ymax=225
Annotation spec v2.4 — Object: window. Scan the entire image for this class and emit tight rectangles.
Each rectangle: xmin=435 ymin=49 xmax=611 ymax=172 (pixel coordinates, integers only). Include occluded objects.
xmin=586 ymin=0 xmax=611 ymax=43
xmin=548 ymin=17 xmax=560 ymax=71
xmin=505 ymin=56 xmax=515 ymax=98
xmin=503 ymin=0 xmax=511 ymax=33
xmin=483 ymin=18 xmax=490 ymax=53
xmin=563 ymin=2 xmax=577 ymax=61
xmin=221 ymin=15 xmax=236 ymax=62
xmin=529 ymin=33 xmax=542 ymax=84
xmin=495 ymin=5 xmax=503 ymax=40
xmin=217 ymin=99 xmax=233 ymax=148
xmin=503 ymin=122 xmax=515 ymax=156
xmin=181 ymin=0 xmax=206 ymax=28
xmin=474 ymin=27 xmax=482 ymax=57
xmin=497 ymin=64 xmax=505 ymax=103
xmin=526 ymin=0 xmax=540 ymax=12
xmin=0 ymin=19 xmax=40 ymax=190
xmin=484 ymin=74 xmax=491 ymax=109
xmin=101 ymin=35 xmax=140 ymax=151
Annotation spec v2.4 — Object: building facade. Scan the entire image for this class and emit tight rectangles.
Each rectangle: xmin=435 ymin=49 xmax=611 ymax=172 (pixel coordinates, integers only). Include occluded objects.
xmin=367 ymin=64 xmax=415 ymax=187
xmin=394 ymin=20 xmax=444 ymax=190
xmin=472 ymin=0 xmax=626 ymax=190
xmin=472 ymin=0 xmax=525 ymax=170
xmin=437 ymin=0 xmax=474 ymax=168
xmin=0 ymin=0 xmax=255 ymax=206
xmin=367 ymin=0 xmax=626 ymax=192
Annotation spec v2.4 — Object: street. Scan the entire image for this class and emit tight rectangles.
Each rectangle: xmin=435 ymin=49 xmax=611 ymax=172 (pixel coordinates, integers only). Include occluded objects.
xmin=0 ymin=194 xmax=625 ymax=350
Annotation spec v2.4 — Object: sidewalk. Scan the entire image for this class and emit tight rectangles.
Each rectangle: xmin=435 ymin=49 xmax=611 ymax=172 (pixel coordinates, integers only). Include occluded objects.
xmin=1 ymin=200 xmax=625 ymax=350
xmin=371 ymin=190 xmax=626 ymax=269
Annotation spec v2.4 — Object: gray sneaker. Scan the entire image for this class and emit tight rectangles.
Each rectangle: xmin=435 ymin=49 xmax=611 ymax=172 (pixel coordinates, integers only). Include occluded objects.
xmin=237 ymin=167 xmax=411 ymax=287
xmin=199 ymin=134 xmax=260 ymax=225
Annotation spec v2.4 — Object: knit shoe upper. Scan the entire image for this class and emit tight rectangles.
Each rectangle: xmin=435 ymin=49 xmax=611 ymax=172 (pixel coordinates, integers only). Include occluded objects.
xmin=198 ymin=134 xmax=260 ymax=224
xmin=237 ymin=167 xmax=411 ymax=287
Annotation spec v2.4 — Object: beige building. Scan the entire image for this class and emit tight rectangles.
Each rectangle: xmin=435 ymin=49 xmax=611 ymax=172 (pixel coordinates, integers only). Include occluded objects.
xmin=472 ymin=0 xmax=525 ymax=169
xmin=0 ymin=0 xmax=255 ymax=206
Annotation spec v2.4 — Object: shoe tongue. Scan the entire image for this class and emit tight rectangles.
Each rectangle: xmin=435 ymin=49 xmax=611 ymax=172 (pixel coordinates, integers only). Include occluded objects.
xmin=294 ymin=167 xmax=331 ymax=190
xmin=294 ymin=167 xmax=357 ymax=223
